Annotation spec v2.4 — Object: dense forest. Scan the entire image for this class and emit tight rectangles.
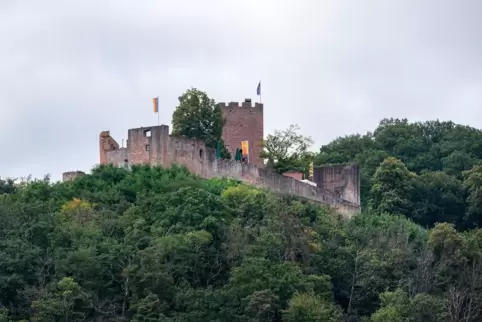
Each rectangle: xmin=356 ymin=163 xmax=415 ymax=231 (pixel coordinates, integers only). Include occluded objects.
xmin=316 ymin=118 xmax=482 ymax=230
xmin=2 ymin=117 xmax=482 ymax=321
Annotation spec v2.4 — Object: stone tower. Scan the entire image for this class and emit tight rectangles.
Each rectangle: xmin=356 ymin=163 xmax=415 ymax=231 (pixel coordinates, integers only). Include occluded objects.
xmin=219 ymin=99 xmax=264 ymax=167
xmin=62 ymin=171 xmax=85 ymax=182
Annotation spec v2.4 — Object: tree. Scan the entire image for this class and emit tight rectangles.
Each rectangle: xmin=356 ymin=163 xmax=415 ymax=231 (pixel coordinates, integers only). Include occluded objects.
xmin=31 ymin=277 xmax=92 ymax=322
xmin=427 ymin=223 xmax=482 ymax=321
xmin=370 ymin=289 xmax=411 ymax=322
xmin=332 ymin=212 xmax=426 ymax=320
xmin=132 ymin=293 xmax=170 ymax=322
xmin=282 ymin=292 xmax=343 ymax=322
xmin=311 ymin=118 xmax=482 ymax=229
xmin=0 ymin=308 xmax=8 ymax=322
xmin=442 ymin=150 xmax=476 ymax=178
xmin=412 ymin=171 xmax=465 ymax=228
xmin=373 ymin=118 xmax=427 ymax=167
xmin=371 ymin=289 xmax=448 ymax=322
xmin=463 ymin=165 xmax=482 ymax=227
xmin=317 ymin=133 xmax=378 ymax=166
xmin=260 ymin=124 xmax=314 ymax=175
xmin=369 ymin=157 xmax=416 ymax=217
xmin=7 ymin=123 xmax=482 ymax=321
xmin=171 ymin=87 xmax=230 ymax=159
xmin=0 ymin=177 xmax=15 ymax=195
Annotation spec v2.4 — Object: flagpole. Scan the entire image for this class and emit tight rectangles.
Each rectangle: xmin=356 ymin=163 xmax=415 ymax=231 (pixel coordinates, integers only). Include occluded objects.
xmin=257 ymin=80 xmax=262 ymax=103
xmin=157 ymin=96 xmax=160 ymax=125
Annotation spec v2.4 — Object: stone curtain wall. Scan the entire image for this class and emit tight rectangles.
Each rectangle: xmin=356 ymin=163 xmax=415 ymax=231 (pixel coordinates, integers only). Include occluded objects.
xmin=206 ymin=158 xmax=360 ymax=218
xmin=313 ymin=164 xmax=361 ymax=206
xmin=94 ymin=124 xmax=361 ymax=217
xmin=283 ymin=171 xmax=304 ymax=181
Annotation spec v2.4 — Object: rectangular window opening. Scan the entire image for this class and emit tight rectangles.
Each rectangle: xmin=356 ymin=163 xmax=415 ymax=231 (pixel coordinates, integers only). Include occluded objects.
xmin=144 ymin=130 xmax=151 ymax=137
xmin=145 ymin=144 xmax=150 ymax=151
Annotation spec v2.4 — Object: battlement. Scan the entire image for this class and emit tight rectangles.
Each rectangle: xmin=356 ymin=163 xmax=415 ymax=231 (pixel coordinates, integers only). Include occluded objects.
xmin=217 ymin=101 xmax=264 ymax=109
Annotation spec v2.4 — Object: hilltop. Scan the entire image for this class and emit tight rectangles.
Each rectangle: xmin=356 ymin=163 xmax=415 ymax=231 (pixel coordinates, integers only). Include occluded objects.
xmin=2 ymin=117 xmax=482 ymax=321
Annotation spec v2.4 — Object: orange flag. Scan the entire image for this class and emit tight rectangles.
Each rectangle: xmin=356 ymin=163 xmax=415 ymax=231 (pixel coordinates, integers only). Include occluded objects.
xmin=152 ymin=97 xmax=159 ymax=113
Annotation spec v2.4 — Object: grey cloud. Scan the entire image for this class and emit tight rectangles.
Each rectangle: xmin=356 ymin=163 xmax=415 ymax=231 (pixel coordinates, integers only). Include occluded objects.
xmin=1 ymin=0 xmax=482 ymax=180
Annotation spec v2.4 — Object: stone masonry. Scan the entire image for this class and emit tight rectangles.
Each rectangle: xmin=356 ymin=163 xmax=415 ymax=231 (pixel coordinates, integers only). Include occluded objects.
xmin=219 ymin=100 xmax=264 ymax=167
xmin=313 ymin=164 xmax=361 ymax=206
xmin=63 ymin=100 xmax=360 ymax=217
xmin=85 ymin=124 xmax=361 ymax=217
xmin=62 ymin=171 xmax=86 ymax=182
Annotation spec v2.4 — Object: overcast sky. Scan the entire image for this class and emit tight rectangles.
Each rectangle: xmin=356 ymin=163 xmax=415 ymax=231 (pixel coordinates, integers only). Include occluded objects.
xmin=1 ymin=0 xmax=482 ymax=181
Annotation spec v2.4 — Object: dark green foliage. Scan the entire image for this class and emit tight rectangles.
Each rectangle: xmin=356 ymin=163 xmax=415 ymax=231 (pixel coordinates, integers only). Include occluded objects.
xmin=0 ymin=164 xmax=347 ymax=321
xmin=4 ymin=117 xmax=482 ymax=321
xmin=171 ymin=87 xmax=230 ymax=159
xmin=316 ymin=118 xmax=482 ymax=230
xmin=0 ymin=177 xmax=16 ymax=195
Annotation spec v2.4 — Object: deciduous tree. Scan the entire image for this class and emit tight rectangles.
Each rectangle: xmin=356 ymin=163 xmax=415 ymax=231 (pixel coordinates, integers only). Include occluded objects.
xmin=171 ymin=87 xmax=230 ymax=159
xmin=369 ymin=157 xmax=416 ymax=217
xmin=261 ymin=124 xmax=314 ymax=176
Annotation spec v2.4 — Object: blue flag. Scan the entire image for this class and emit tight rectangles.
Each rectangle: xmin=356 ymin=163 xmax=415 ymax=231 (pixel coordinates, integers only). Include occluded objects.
xmin=256 ymin=81 xmax=261 ymax=96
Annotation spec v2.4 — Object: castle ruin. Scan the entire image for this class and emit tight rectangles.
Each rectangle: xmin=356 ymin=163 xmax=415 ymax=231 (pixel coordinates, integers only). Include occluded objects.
xmin=65 ymin=100 xmax=361 ymax=217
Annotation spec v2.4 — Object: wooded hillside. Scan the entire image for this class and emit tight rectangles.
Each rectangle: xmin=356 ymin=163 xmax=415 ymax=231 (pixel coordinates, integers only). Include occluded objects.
xmin=2 ymin=117 xmax=482 ymax=321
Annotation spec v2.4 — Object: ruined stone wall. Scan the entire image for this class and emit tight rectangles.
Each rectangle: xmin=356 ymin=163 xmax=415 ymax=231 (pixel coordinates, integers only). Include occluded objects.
xmin=219 ymin=102 xmax=264 ymax=167
xmin=164 ymin=133 xmax=208 ymax=176
xmin=99 ymin=131 xmax=120 ymax=165
xmin=106 ymin=148 xmax=128 ymax=165
xmin=101 ymin=100 xmax=264 ymax=168
xmin=313 ymin=164 xmax=360 ymax=206
xmin=126 ymin=127 xmax=152 ymax=165
xmin=283 ymin=171 xmax=304 ymax=181
xmin=103 ymin=125 xmax=209 ymax=175
xmin=97 ymin=124 xmax=361 ymax=218
xmin=205 ymin=160 xmax=359 ymax=217
xmin=62 ymin=171 xmax=85 ymax=182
